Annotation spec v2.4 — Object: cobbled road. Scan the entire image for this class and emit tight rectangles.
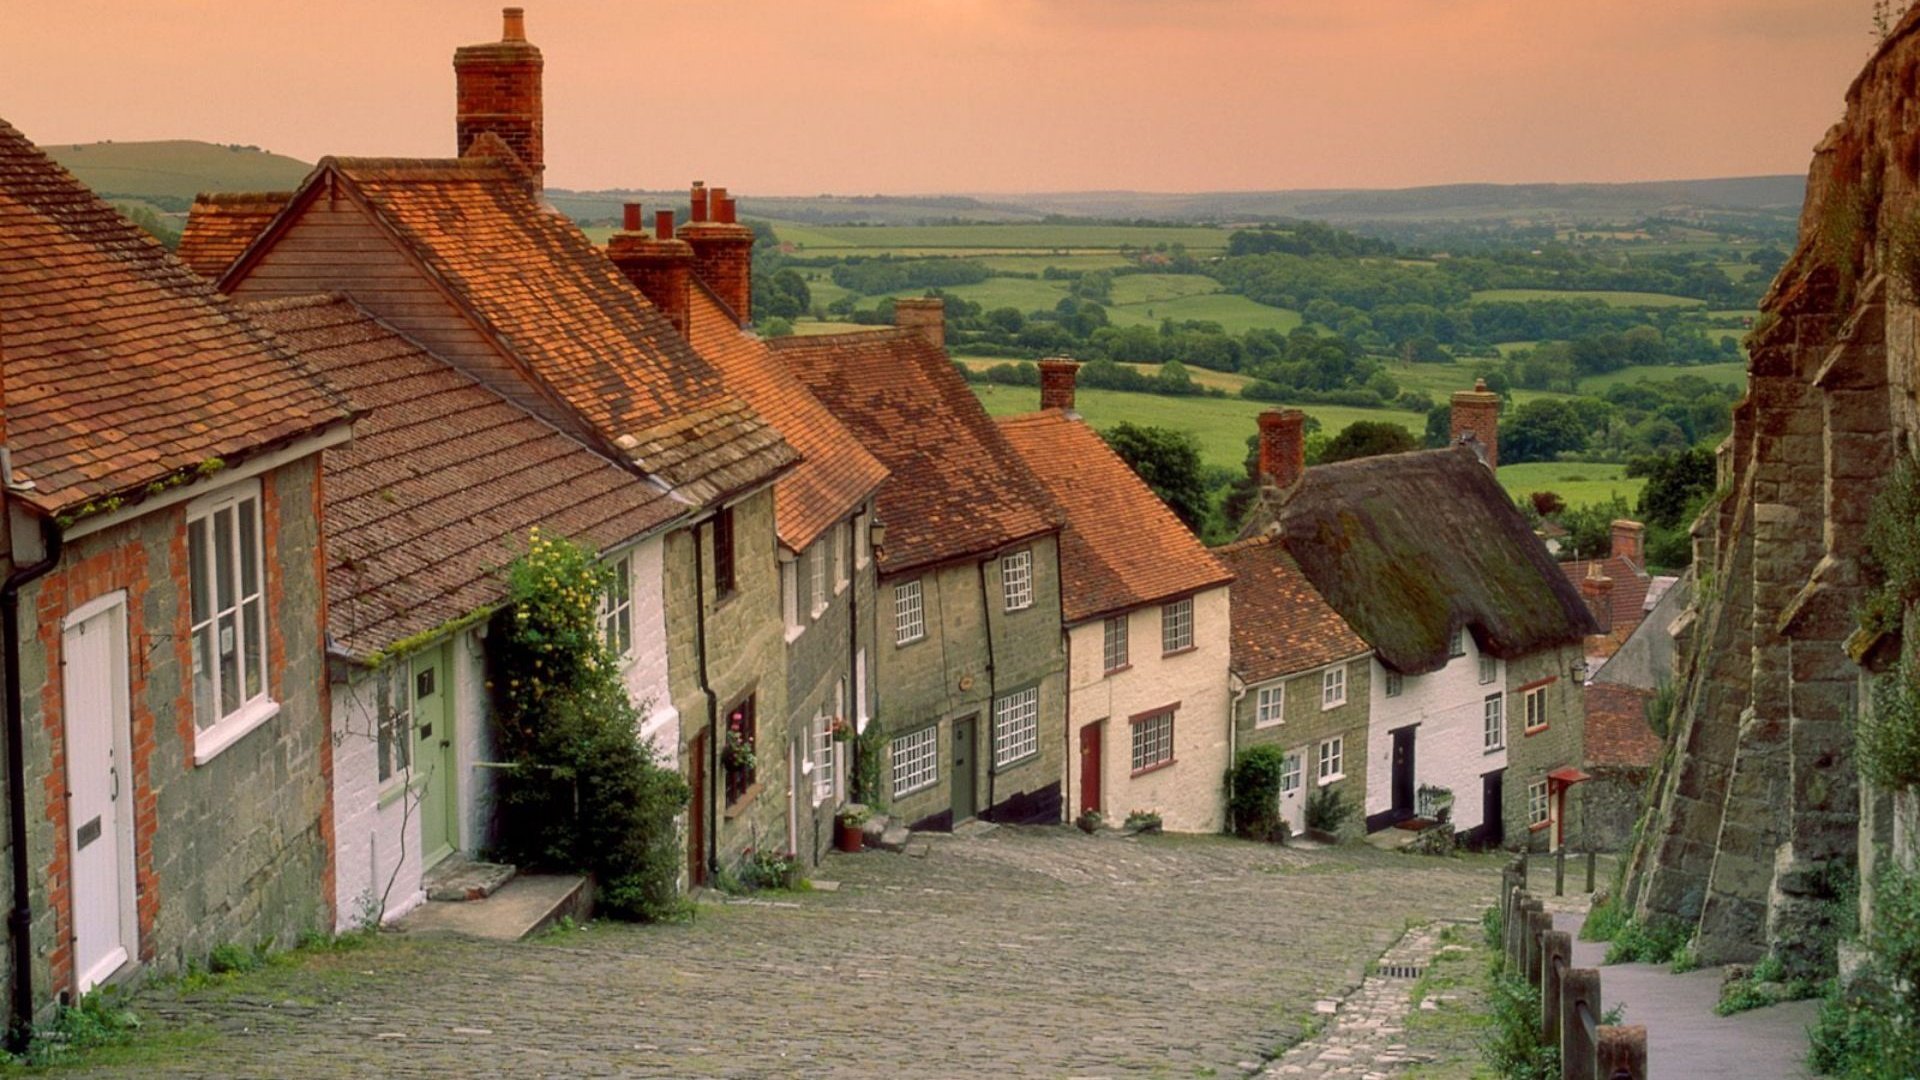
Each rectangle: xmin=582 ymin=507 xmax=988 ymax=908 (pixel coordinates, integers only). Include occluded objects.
xmin=96 ymin=827 xmax=1500 ymax=1078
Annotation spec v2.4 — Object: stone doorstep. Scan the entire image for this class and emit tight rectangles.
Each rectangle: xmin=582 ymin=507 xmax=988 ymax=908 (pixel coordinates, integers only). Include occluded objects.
xmin=397 ymin=874 xmax=590 ymax=942
xmin=422 ymin=855 xmax=518 ymax=902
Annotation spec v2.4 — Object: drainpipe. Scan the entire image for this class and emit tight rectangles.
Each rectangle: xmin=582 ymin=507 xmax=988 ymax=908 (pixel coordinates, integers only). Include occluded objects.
xmin=691 ymin=521 xmax=719 ymax=879
xmin=5 ymin=511 xmax=61 ymax=1050
xmin=975 ymin=558 xmax=997 ymax=821
xmin=844 ymin=517 xmax=859 ymax=801
xmin=1061 ymin=626 xmax=1072 ymax=822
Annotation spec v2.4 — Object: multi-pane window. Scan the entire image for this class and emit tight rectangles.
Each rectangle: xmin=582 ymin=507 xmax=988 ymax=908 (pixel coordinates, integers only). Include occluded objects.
xmin=1528 ymin=780 xmax=1550 ymax=826
xmin=813 ymin=711 xmax=835 ymax=803
xmin=1448 ymin=627 xmax=1466 ymax=658
xmin=1478 ymin=655 xmax=1497 ymax=685
xmin=1317 ymin=736 xmax=1344 ymax=782
xmin=1103 ymin=615 xmax=1129 ymax=673
xmin=809 ymin=542 xmax=828 ymax=618
xmin=1161 ymin=597 xmax=1194 ymax=654
xmin=1385 ymin=671 xmax=1403 ymax=698
xmin=1321 ymin=665 xmax=1347 ymax=709
xmin=1484 ymin=694 xmax=1505 ymax=751
xmin=1001 ymin=550 xmax=1033 ymax=612
xmin=724 ymin=693 xmax=756 ymax=805
xmin=834 ymin=522 xmax=849 ymax=592
xmin=894 ymin=579 xmax=925 ymax=645
xmin=188 ymin=480 xmax=270 ymax=730
xmin=375 ymin=662 xmax=411 ymax=785
xmin=601 ymin=554 xmax=633 ymax=657
xmin=993 ymin=686 xmax=1040 ymax=766
xmin=1256 ymin=685 xmax=1285 ymax=727
xmin=711 ymin=506 xmax=737 ymax=598
xmin=1525 ymin=685 xmax=1549 ymax=731
xmin=781 ymin=560 xmax=800 ymax=636
xmin=1279 ymin=750 xmax=1302 ymax=794
xmin=891 ymin=725 xmax=939 ymax=797
xmin=1130 ymin=711 xmax=1175 ymax=773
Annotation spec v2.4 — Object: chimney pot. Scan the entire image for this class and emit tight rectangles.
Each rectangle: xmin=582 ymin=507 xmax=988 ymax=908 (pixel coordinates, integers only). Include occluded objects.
xmin=1257 ymin=409 xmax=1307 ymax=492
xmin=690 ymin=182 xmax=709 ymax=223
xmin=716 ymin=194 xmax=738 ymax=225
xmin=655 ymin=209 xmax=675 ymax=240
xmin=455 ymin=8 xmax=545 ymax=193
xmin=622 ymin=202 xmax=642 ymax=233
xmin=1038 ymin=358 xmax=1079 ymax=412
xmin=502 ymin=7 xmax=526 ymax=41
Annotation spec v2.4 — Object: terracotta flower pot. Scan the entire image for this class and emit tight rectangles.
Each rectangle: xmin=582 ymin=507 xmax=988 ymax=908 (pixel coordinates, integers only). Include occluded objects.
xmin=836 ymin=819 xmax=865 ymax=853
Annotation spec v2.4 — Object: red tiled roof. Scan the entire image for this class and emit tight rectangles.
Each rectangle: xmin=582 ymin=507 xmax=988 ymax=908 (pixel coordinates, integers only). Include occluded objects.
xmin=239 ymin=151 xmax=795 ymax=509
xmin=1584 ymin=681 xmax=1661 ymax=768
xmin=245 ymin=295 xmax=683 ymax=661
xmin=178 ymin=191 xmax=290 ymax=279
xmin=685 ymin=286 xmax=885 ymax=551
xmin=0 ymin=119 xmax=354 ymax=518
xmin=771 ymin=328 xmax=1059 ymax=573
xmin=1214 ymin=535 xmax=1369 ymax=683
xmin=998 ymin=409 xmax=1231 ymax=623
xmin=1561 ymin=555 xmax=1652 ymax=633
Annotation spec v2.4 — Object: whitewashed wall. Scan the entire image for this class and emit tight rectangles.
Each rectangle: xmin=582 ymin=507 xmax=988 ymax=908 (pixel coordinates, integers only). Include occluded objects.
xmin=330 ymin=672 xmax=427 ymax=931
xmin=621 ymin=535 xmax=679 ymax=767
xmin=1367 ymin=635 xmax=1507 ymax=833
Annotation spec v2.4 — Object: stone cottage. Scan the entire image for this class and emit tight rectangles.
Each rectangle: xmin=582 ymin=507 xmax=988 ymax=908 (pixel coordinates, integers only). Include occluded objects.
xmin=773 ymin=303 xmax=1070 ymax=830
xmin=0 ymin=118 xmax=356 ymax=1025
xmin=1239 ymin=404 xmax=1597 ymax=848
xmin=998 ymin=361 xmax=1234 ymax=833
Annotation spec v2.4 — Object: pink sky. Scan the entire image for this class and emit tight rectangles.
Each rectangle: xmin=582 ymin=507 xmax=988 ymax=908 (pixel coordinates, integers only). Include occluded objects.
xmin=0 ymin=1 xmax=1878 ymax=194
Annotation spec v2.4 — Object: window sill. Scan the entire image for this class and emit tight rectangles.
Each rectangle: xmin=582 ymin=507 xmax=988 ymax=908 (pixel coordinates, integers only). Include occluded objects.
xmin=1161 ymin=645 xmax=1197 ymax=659
xmin=1485 ymin=744 xmax=1506 ymax=755
xmin=895 ymin=634 xmax=927 ymax=649
xmin=1524 ymin=724 xmax=1549 ymax=737
xmin=194 ymin=698 xmax=280 ymax=765
xmin=1317 ymin=772 xmax=1345 ymax=786
xmin=993 ymin=750 xmax=1041 ymax=773
xmin=784 ymin=624 xmax=805 ymax=645
xmin=1528 ymin=820 xmax=1551 ymax=833
xmin=1103 ymin=663 xmax=1133 ymax=678
xmin=1320 ymin=699 xmax=1347 ymax=711
xmin=1005 ymin=604 xmax=1033 ymax=616
xmin=724 ymin=782 xmax=764 ymax=820
xmin=1254 ymin=717 xmax=1285 ymax=729
xmin=811 ymin=604 xmax=829 ymax=622
xmin=1130 ymin=758 xmax=1176 ymax=779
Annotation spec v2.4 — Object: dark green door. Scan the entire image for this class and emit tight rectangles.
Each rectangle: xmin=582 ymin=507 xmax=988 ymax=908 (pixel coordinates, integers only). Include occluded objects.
xmin=951 ymin=716 xmax=976 ymax=823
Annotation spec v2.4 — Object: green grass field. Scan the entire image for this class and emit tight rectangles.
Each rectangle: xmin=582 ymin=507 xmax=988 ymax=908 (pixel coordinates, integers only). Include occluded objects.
xmin=1104 ymin=292 xmax=1304 ymax=334
xmin=1496 ymin=462 xmax=1644 ymax=509
xmin=1469 ymin=288 xmax=1706 ymax=308
xmin=1575 ymin=361 xmax=1746 ymax=392
xmin=43 ymin=140 xmax=312 ymax=201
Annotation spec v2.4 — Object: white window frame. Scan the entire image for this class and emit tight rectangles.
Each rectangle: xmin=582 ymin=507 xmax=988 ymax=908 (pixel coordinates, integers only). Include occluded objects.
xmin=1103 ymin=615 xmax=1129 ymax=674
xmin=600 ymin=552 xmax=635 ymax=659
xmin=891 ymin=725 xmax=939 ymax=797
xmin=1316 ymin=736 xmax=1344 ymax=784
xmin=375 ymin=661 xmax=412 ymax=789
xmin=812 ymin=710 xmax=835 ymax=805
xmin=1384 ymin=670 xmax=1403 ymax=698
xmin=187 ymin=478 xmax=277 ymax=761
xmin=1448 ymin=627 xmax=1466 ymax=658
xmin=1279 ymin=750 xmax=1303 ymax=794
xmin=854 ymin=509 xmax=872 ymax=569
xmin=993 ymin=685 xmax=1040 ymax=767
xmin=780 ymin=558 xmax=802 ymax=642
xmin=1129 ymin=710 xmax=1175 ymax=774
xmin=809 ymin=542 xmax=829 ymax=619
xmin=1321 ymin=665 xmax=1347 ymax=710
xmin=1001 ymin=549 xmax=1033 ymax=612
xmin=1484 ymin=694 xmax=1505 ymax=751
xmin=894 ymin=579 xmax=925 ymax=646
xmin=834 ymin=521 xmax=850 ymax=594
xmin=1161 ymin=596 xmax=1194 ymax=654
xmin=1528 ymin=780 xmax=1550 ymax=827
xmin=1478 ymin=655 xmax=1497 ymax=685
xmin=1524 ymin=685 xmax=1549 ymax=732
xmin=1255 ymin=684 xmax=1285 ymax=728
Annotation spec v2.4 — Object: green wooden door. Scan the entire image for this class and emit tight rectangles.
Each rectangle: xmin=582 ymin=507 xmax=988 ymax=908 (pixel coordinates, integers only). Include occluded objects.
xmin=412 ymin=645 xmax=455 ymax=867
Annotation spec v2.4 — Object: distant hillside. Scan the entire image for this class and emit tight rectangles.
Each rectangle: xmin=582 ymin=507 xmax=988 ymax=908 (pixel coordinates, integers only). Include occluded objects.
xmin=42 ymin=140 xmax=313 ymax=210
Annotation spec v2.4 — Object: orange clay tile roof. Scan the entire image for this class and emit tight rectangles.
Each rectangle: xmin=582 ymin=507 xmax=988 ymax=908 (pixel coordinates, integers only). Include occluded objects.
xmin=178 ymin=191 xmax=291 ymax=279
xmin=1213 ymin=535 xmax=1369 ymax=684
xmin=1584 ymin=681 xmax=1660 ymax=768
xmin=0 ymin=119 xmax=354 ymax=520
xmin=997 ymin=409 xmax=1231 ymax=624
xmin=245 ymin=294 xmax=684 ymax=662
xmin=771 ymin=328 xmax=1059 ymax=573
xmin=255 ymin=152 xmax=795 ymax=508
xmin=685 ymin=285 xmax=885 ymax=552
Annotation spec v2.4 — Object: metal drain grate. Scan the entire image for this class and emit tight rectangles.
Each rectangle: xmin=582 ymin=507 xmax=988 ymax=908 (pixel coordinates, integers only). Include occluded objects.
xmin=1379 ymin=964 xmax=1424 ymax=979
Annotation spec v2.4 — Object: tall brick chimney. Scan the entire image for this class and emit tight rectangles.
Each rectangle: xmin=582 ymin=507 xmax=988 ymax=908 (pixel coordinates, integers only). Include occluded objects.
xmin=1450 ymin=378 xmax=1501 ymax=471
xmin=1610 ymin=519 xmax=1645 ymax=564
xmin=1257 ymin=409 xmax=1307 ymax=492
xmin=1580 ymin=562 xmax=1614 ymax=634
xmin=680 ymin=182 xmax=755 ymax=325
xmin=455 ymin=7 xmax=545 ymax=194
xmin=1038 ymin=358 xmax=1079 ymax=412
xmin=893 ymin=297 xmax=945 ymax=351
xmin=607 ymin=203 xmax=696 ymax=337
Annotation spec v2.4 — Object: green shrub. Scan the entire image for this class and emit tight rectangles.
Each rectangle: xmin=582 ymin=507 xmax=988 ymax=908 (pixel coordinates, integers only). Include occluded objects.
xmin=21 ymin=989 xmax=141 ymax=1067
xmin=852 ymin=719 xmax=888 ymax=812
xmin=489 ymin=528 xmax=690 ymax=922
xmin=1482 ymin=905 xmax=1504 ymax=953
xmin=1603 ymin=916 xmax=1692 ymax=965
xmin=1862 ymin=655 xmax=1920 ymax=792
xmin=206 ymin=941 xmax=264 ymax=975
xmin=1479 ymin=972 xmax=1559 ymax=1080
xmin=1861 ymin=456 xmax=1920 ymax=639
xmin=1226 ymin=745 xmax=1290 ymax=842
xmin=1305 ymin=784 xmax=1356 ymax=835
xmin=1580 ymin=894 xmax=1629 ymax=942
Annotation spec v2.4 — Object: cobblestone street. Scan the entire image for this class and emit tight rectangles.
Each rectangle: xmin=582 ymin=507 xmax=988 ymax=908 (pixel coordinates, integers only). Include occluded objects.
xmin=95 ymin=828 xmax=1501 ymax=1078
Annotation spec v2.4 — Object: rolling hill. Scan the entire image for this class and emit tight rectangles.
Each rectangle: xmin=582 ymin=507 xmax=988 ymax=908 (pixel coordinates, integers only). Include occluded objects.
xmin=41 ymin=140 xmax=313 ymax=208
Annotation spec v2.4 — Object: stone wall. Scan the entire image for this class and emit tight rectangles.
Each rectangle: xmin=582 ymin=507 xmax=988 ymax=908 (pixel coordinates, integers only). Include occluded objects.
xmin=1236 ymin=656 xmax=1370 ymax=840
xmin=1503 ymin=646 xmax=1586 ymax=850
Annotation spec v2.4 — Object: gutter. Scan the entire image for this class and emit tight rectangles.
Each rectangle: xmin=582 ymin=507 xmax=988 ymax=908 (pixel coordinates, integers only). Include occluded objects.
xmin=4 ymin=511 xmax=61 ymax=1050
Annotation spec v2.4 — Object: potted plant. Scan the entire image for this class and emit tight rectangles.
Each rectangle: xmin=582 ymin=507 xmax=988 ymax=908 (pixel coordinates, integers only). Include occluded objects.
xmin=836 ymin=804 xmax=871 ymax=853
xmin=723 ymin=730 xmax=756 ymax=774
xmin=829 ymin=715 xmax=853 ymax=743
xmin=1124 ymin=808 xmax=1163 ymax=835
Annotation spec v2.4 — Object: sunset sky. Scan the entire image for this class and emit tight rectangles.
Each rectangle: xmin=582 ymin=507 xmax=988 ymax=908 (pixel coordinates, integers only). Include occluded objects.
xmin=0 ymin=1 xmax=1880 ymax=194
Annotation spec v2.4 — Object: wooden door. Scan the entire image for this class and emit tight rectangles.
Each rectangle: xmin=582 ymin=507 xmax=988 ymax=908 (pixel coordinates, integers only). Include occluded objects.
xmin=687 ymin=730 xmax=708 ymax=886
xmin=1391 ymin=727 xmax=1417 ymax=821
xmin=411 ymin=645 xmax=455 ymax=867
xmin=951 ymin=716 xmax=976 ymax=822
xmin=63 ymin=593 xmax=136 ymax=993
xmin=1481 ymin=769 xmax=1505 ymax=848
xmin=1078 ymin=722 xmax=1102 ymax=817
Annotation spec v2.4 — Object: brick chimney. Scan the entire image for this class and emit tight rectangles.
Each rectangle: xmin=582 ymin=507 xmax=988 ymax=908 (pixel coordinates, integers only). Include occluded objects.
xmin=455 ymin=8 xmax=545 ymax=194
xmin=1450 ymin=378 xmax=1501 ymax=471
xmin=1580 ymin=562 xmax=1614 ymax=634
xmin=1610 ymin=520 xmax=1645 ymax=564
xmin=1257 ymin=409 xmax=1307 ymax=492
xmin=893 ymin=297 xmax=945 ymax=351
xmin=607 ymin=203 xmax=696 ymax=337
xmin=679 ymin=182 xmax=755 ymax=325
xmin=1038 ymin=358 xmax=1079 ymax=412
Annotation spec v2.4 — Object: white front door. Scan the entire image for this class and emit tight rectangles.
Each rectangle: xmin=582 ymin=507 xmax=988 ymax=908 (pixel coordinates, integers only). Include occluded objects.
xmin=1279 ymin=748 xmax=1307 ymax=836
xmin=63 ymin=593 xmax=137 ymax=992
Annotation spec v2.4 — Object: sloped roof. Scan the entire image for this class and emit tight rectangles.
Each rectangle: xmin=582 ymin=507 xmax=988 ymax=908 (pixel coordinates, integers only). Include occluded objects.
xmin=1242 ymin=446 xmax=1598 ymax=674
xmin=1584 ymin=682 xmax=1660 ymax=768
xmin=245 ymin=295 xmax=683 ymax=662
xmin=237 ymin=151 xmax=795 ymax=508
xmin=178 ymin=191 xmax=290 ymax=278
xmin=1214 ymin=535 xmax=1369 ymax=683
xmin=685 ymin=286 xmax=885 ymax=551
xmin=1560 ymin=554 xmax=1652 ymax=632
xmin=0 ymin=118 xmax=353 ymax=519
xmin=998 ymin=409 xmax=1230 ymax=623
xmin=770 ymin=328 xmax=1059 ymax=573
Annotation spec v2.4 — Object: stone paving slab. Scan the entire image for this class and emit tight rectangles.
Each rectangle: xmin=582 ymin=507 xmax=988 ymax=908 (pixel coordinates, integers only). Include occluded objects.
xmin=401 ymin=874 xmax=587 ymax=941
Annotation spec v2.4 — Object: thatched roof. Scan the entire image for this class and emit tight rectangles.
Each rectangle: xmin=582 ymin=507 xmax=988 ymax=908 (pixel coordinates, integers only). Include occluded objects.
xmin=1241 ymin=445 xmax=1597 ymax=675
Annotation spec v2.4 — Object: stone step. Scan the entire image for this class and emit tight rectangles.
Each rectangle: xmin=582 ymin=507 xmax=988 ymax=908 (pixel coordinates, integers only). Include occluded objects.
xmin=398 ymin=874 xmax=590 ymax=941
xmin=422 ymin=855 xmax=517 ymax=902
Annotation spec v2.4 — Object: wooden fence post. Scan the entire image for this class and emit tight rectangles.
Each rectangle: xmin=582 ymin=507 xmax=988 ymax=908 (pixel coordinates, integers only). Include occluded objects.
xmin=1526 ymin=908 xmax=1552 ymax=988
xmin=1540 ymin=930 xmax=1571 ymax=1044
xmin=1555 ymin=847 xmax=1566 ymax=896
xmin=1561 ymin=967 xmax=1602 ymax=1080
xmin=1506 ymin=888 xmax=1528 ymax=970
xmin=1596 ymin=1025 xmax=1647 ymax=1079
xmin=1586 ymin=849 xmax=1597 ymax=893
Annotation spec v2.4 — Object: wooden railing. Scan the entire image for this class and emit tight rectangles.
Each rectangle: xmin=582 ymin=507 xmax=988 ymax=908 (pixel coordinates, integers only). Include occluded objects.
xmin=1500 ymin=857 xmax=1648 ymax=1080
